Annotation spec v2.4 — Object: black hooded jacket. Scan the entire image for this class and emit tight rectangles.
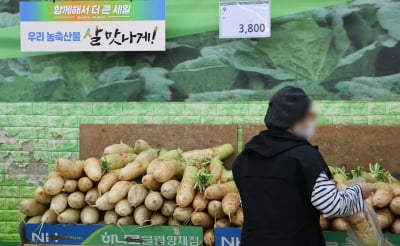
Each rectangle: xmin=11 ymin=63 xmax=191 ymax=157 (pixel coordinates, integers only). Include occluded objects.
xmin=233 ymin=129 xmax=332 ymax=246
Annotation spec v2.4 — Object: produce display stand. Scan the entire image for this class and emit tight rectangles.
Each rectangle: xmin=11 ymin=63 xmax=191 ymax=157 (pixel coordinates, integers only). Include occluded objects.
xmin=20 ymin=124 xmax=239 ymax=246
xmin=19 ymin=124 xmax=400 ymax=245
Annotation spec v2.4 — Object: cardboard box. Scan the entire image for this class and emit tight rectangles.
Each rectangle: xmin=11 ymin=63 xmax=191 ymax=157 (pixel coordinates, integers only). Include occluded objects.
xmin=214 ymin=228 xmax=400 ymax=246
xmin=22 ymin=224 xmax=203 ymax=245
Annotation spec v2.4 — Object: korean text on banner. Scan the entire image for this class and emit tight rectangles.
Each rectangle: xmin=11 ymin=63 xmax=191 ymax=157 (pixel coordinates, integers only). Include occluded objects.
xmin=19 ymin=0 xmax=166 ymax=51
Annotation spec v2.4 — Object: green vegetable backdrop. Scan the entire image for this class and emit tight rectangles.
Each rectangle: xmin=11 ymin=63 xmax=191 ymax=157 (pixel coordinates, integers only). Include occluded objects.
xmin=0 ymin=0 xmax=400 ymax=101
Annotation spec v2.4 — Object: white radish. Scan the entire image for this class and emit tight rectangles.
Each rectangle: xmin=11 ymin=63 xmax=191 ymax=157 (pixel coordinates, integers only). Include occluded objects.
xmin=144 ymin=192 xmax=163 ymax=211
xmin=215 ymin=218 xmax=232 ymax=228
xmin=35 ymin=186 xmax=52 ymax=204
xmin=27 ymin=216 xmax=42 ymax=224
xmin=117 ymin=216 xmax=135 ymax=225
xmin=173 ymin=207 xmax=193 ymax=222
xmin=161 ymin=200 xmax=176 ymax=217
xmin=95 ymin=192 xmax=115 ymax=211
xmin=84 ymin=158 xmax=103 ymax=181
xmin=67 ymin=191 xmax=86 ymax=209
xmin=231 ymin=207 xmax=244 ymax=227
xmin=168 ymin=217 xmax=181 ymax=226
xmin=118 ymin=149 xmax=158 ymax=181
xmin=80 ymin=206 xmax=99 ymax=224
xmin=151 ymin=213 xmax=167 ymax=225
xmin=222 ymin=192 xmax=240 ymax=218
xmin=85 ymin=188 xmax=100 ymax=206
xmin=57 ymin=208 xmax=80 ymax=224
xmin=115 ymin=199 xmax=133 ymax=216
xmin=204 ymin=229 xmax=215 ymax=246
xmin=142 ymin=174 xmax=161 ymax=190
xmin=208 ymin=200 xmax=225 ymax=219
xmin=104 ymin=142 xmax=135 ymax=155
xmin=78 ymin=177 xmax=93 ymax=192
xmin=56 ymin=158 xmax=84 ymax=179
xmin=41 ymin=209 xmax=58 ymax=223
xmin=98 ymin=173 xmax=119 ymax=194
xmin=134 ymin=205 xmax=152 ymax=226
xmin=133 ymin=139 xmax=151 ymax=153
xmin=128 ymin=184 xmax=148 ymax=207
xmin=50 ymin=193 xmax=68 ymax=214
xmin=64 ymin=180 xmax=78 ymax=193
xmin=43 ymin=173 xmax=64 ymax=195
xmin=191 ymin=212 xmax=213 ymax=229
xmin=193 ymin=192 xmax=208 ymax=212
xmin=104 ymin=210 xmax=119 ymax=224
xmin=160 ymin=180 xmax=180 ymax=200
xmin=108 ymin=181 xmax=132 ymax=204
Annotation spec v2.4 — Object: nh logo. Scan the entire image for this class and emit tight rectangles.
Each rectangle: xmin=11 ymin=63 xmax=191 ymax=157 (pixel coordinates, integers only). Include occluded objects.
xmin=220 ymin=236 xmax=241 ymax=246
xmin=32 ymin=232 xmax=49 ymax=243
xmin=32 ymin=232 xmax=59 ymax=243
xmin=215 ymin=228 xmax=242 ymax=246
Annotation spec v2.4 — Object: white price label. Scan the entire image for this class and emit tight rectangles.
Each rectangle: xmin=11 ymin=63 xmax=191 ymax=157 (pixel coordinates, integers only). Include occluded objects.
xmin=219 ymin=1 xmax=271 ymax=39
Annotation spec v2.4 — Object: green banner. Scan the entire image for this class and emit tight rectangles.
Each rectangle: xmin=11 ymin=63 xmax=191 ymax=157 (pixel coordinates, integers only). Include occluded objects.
xmin=0 ymin=0 xmax=349 ymax=59
xmin=82 ymin=225 xmax=203 ymax=245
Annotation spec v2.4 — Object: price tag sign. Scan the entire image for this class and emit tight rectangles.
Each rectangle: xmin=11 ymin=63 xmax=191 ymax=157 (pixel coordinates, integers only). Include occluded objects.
xmin=219 ymin=1 xmax=271 ymax=39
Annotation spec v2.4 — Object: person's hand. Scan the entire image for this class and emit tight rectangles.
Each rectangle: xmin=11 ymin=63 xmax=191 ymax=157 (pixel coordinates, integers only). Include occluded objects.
xmin=358 ymin=183 xmax=376 ymax=199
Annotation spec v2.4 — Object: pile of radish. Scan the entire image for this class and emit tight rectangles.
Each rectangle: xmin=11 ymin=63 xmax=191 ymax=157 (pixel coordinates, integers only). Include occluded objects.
xmin=322 ymin=164 xmax=400 ymax=237
xmin=19 ymin=140 xmax=242 ymax=246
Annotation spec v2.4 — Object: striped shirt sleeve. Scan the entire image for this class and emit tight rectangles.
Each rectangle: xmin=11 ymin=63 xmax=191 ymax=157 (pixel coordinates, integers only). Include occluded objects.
xmin=311 ymin=172 xmax=364 ymax=218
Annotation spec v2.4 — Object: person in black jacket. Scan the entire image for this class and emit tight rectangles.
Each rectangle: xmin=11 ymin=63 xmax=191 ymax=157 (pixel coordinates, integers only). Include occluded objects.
xmin=233 ymin=86 xmax=376 ymax=246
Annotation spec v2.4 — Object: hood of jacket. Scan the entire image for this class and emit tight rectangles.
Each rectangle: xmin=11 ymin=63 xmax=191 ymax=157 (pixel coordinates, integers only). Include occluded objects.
xmin=244 ymin=129 xmax=311 ymax=158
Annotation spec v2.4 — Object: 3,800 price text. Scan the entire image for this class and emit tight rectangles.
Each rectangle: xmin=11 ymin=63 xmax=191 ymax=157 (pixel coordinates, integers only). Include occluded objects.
xmin=238 ymin=23 xmax=266 ymax=34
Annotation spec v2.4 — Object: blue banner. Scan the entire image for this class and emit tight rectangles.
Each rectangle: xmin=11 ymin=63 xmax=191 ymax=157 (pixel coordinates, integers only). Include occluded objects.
xmin=215 ymin=228 xmax=241 ymax=246
xmin=25 ymin=224 xmax=103 ymax=244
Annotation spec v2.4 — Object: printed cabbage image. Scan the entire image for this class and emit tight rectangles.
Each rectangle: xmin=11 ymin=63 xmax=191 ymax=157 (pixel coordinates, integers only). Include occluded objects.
xmin=0 ymin=0 xmax=400 ymax=101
